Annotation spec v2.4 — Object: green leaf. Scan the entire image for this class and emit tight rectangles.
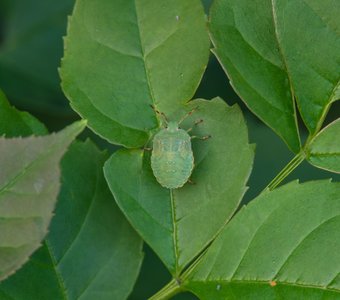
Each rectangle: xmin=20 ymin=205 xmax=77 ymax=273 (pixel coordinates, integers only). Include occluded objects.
xmin=61 ymin=0 xmax=210 ymax=147
xmin=0 ymin=140 xmax=143 ymax=300
xmin=0 ymin=90 xmax=48 ymax=137
xmin=0 ymin=120 xmax=85 ymax=281
xmin=307 ymin=118 xmax=340 ymax=173
xmin=185 ymin=180 xmax=340 ymax=299
xmin=0 ymin=0 xmax=73 ymax=114
xmin=104 ymin=98 xmax=254 ymax=275
xmin=209 ymin=0 xmax=299 ymax=153
xmin=210 ymin=0 xmax=340 ymax=152
xmin=269 ymin=0 xmax=340 ymax=134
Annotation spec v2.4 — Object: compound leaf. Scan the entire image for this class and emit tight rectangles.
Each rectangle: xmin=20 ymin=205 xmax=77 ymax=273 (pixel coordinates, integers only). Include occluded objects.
xmin=61 ymin=0 xmax=210 ymax=147
xmin=0 ymin=140 xmax=143 ymax=300
xmin=104 ymin=98 xmax=254 ymax=275
xmin=0 ymin=120 xmax=85 ymax=281
xmin=185 ymin=180 xmax=340 ymax=299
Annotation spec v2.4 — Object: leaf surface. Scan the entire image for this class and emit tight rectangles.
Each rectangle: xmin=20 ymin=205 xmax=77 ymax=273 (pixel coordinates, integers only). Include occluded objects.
xmin=270 ymin=0 xmax=340 ymax=133
xmin=209 ymin=0 xmax=340 ymax=151
xmin=104 ymin=98 xmax=254 ymax=275
xmin=185 ymin=180 xmax=340 ymax=299
xmin=0 ymin=90 xmax=47 ymax=137
xmin=0 ymin=140 xmax=144 ymax=300
xmin=61 ymin=0 xmax=210 ymax=147
xmin=0 ymin=121 xmax=85 ymax=281
xmin=307 ymin=118 xmax=340 ymax=173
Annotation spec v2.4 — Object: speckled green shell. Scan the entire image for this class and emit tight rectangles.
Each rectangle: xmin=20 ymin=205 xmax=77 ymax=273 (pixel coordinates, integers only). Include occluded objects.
xmin=151 ymin=127 xmax=194 ymax=189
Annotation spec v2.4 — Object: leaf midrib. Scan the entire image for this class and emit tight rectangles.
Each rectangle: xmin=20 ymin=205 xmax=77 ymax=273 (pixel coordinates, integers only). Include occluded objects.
xmin=133 ymin=0 xmax=156 ymax=109
xmin=0 ymin=135 xmax=59 ymax=199
xmin=44 ymin=240 xmax=69 ymax=300
xmin=270 ymin=0 xmax=300 ymax=146
xmin=170 ymin=189 xmax=180 ymax=275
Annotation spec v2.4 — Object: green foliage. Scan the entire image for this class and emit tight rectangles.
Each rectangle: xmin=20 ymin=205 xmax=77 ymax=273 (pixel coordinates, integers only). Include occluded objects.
xmin=0 ymin=140 xmax=143 ymax=300
xmin=60 ymin=0 xmax=210 ymax=147
xmin=0 ymin=0 xmax=339 ymax=299
xmin=0 ymin=120 xmax=85 ymax=281
xmin=185 ymin=181 xmax=340 ymax=299
xmin=209 ymin=0 xmax=340 ymax=152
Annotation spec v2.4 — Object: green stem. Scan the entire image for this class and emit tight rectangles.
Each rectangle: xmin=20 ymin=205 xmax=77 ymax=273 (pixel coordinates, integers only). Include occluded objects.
xmin=264 ymin=151 xmax=305 ymax=191
xmin=149 ymin=278 xmax=182 ymax=300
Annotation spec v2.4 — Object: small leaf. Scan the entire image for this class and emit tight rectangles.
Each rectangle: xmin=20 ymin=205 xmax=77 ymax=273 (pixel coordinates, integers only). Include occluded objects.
xmin=307 ymin=118 xmax=340 ymax=173
xmin=0 ymin=140 xmax=143 ymax=300
xmin=0 ymin=120 xmax=85 ymax=281
xmin=185 ymin=180 xmax=340 ymax=299
xmin=210 ymin=0 xmax=340 ymax=152
xmin=104 ymin=98 xmax=254 ymax=275
xmin=0 ymin=90 xmax=48 ymax=137
xmin=61 ymin=0 xmax=210 ymax=147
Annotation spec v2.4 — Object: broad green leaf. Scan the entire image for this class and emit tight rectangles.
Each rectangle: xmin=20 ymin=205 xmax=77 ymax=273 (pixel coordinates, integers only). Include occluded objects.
xmin=0 ymin=140 xmax=143 ymax=300
xmin=269 ymin=0 xmax=340 ymax=134
xmin=185 ymin=180 xmax=340 ymax=299
xmin=209 ymin=0 xmax=300 ymax=153
xmin=104 ymin=98 xmax=254 ymax=275
xmin=0 ymin=90 xmax=47 ymax=137
xmin=307 ymin=118 xmax=340 ymax=173
xmin=210 ymin=0 xmax=339 ymax=152
xmin=61 ymin=0 xmax=210 ymax=147
xmin=0 ymin=120 xmax=85 ymax=281
xmin=0 ymin=0 xmax=73 ymax=114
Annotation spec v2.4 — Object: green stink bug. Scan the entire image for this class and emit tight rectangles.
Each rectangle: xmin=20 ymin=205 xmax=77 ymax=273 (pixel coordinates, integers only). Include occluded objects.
xmin=150 ymin=106 xmax=210 ymax=189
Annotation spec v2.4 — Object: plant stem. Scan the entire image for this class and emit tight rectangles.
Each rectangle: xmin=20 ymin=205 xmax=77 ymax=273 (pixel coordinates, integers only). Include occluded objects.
xmin=149 ymin=278 xmax=182 ymax=300
xmin=264 ymin=151 xmax=305 ymax=191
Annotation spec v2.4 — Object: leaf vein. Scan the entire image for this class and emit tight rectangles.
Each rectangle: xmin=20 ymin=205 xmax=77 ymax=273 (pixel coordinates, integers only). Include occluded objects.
xmin=56 ymin=160 xmax=101 ymax=265
xmin=170 ymin=189 xmax=180 ymax=275
xmin=44 ymin=241 xmax=69 ymax=300
xmin=273 ymin=215 xmax=340 ymax=279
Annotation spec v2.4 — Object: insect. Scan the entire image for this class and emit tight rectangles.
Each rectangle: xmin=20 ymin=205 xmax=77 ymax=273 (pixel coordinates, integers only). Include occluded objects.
xmin=149 ymin=105 xmax=210 ymax=189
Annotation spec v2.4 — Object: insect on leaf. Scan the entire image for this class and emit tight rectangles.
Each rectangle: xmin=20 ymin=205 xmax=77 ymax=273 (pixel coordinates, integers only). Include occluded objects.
xmin=104 ymin=98 xmax=254 ymax=275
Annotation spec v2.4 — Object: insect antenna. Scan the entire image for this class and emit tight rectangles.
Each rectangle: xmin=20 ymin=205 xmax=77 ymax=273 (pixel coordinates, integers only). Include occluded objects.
xmin=150 ymin=104 xmax=168 ymax=126
xmin=178 ymin=106 xmax=199 ymax=125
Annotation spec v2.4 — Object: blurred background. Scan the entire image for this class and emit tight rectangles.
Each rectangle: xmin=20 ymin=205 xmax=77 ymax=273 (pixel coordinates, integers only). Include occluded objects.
xmin=0 ymin=0 xmax=339 ymax=299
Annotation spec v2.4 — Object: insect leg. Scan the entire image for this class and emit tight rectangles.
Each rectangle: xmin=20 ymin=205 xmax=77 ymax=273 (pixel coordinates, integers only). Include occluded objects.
xmin=150 ymin=104 xmax=168 ymax=125
xmin=187 ymin=119 xmax=203 ymax=132
xmin=187 ymin=178 xmax=196 ymax=185
xmin=178 ymin=106 xmax=199 ymax=125
xmin=191 ymin=135 xmax=211 ymax=140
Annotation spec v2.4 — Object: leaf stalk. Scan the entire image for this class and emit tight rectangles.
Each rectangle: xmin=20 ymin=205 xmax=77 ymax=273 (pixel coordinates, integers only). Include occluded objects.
xmin=264 ymin=151 xmax=305 ymax=191
xmin=149 ymin=278 xmax=182 ymax=300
